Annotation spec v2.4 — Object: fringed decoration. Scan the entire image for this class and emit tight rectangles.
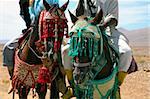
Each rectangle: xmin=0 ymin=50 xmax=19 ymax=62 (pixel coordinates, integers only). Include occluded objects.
xmin=9 ymin=51 xmax=43 ymax=96
xmin=37 ymin=66 xmax=51 ymax=84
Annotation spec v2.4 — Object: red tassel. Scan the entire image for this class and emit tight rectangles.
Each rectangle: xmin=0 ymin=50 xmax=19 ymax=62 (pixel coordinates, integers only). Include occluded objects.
xmin=37 ymin=66 xmax=51 ymax=84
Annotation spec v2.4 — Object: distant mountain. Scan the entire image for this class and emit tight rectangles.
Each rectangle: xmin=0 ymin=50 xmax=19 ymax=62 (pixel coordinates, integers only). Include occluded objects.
xmin=0 ymin=40 xmax=8 ymax=44
xmin=117 ymin=28 xmax=130 ymax=33
xmin=118 ymin=27 xmax=150 ymax=47
xmin=0 ymin=27 xmax=149 ymax=47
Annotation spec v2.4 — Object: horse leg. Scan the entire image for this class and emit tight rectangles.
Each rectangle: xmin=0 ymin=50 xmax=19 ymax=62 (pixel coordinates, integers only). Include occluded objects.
xmin=36 ymin=83 xmax=47 ymax=99
xmin=50 ymin=75 xmax=72 ymax=99
xmin=56 ymin=72 xmax=73 ymax=99
xmin=50 ymin=80 xmax=59 ymax=99
xmin=18 ymin=86 xmax=30 ymax=99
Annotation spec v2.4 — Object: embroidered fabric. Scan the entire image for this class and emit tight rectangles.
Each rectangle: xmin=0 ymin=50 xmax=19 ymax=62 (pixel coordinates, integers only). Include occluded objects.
xmin=12 ymin=51 xmax=43 ymax=88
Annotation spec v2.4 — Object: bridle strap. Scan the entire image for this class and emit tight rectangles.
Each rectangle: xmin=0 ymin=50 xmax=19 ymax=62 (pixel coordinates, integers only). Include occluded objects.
xmin=74 ymin=62 xmax=91 ymax=67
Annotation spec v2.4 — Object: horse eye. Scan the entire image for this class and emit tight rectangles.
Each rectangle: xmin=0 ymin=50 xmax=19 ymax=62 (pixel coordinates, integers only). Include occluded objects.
xmin=90 ymin=32 xmax=95 ymax=36
xmin=84 ymin=17 xmax=88 ymax=21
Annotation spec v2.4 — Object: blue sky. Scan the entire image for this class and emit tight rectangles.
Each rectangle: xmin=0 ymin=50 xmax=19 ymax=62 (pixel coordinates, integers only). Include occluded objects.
xmin=0 ymin=0 xmax=149 ymax=40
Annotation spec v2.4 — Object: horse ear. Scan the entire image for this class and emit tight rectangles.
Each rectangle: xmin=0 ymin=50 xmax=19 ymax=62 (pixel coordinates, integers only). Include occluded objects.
xmin=91 ymin=9 xmax=103 ymax=25
xmin=43 ymin=0 xmax=51 ymax=11
xmin=68 ymin=10 xmax=78 ymax=24
xmin=60 ymin=0 xmax=69 ymax=12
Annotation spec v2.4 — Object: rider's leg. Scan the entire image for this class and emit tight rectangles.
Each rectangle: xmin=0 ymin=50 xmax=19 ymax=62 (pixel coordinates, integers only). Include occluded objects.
xmin=111 ymin=29 xmax=132 ymax=84
xmin=117 ymin=38 xmax=132 ymax=86
xmin=2 ymin=38 xmax=20 ymax=94
xmin=18 ymin=85 xmax=30 ymax=99
xmin=3 ymin=45 xmax=16 ymax=79
xmin=111 ymin=29 xmax=132 ymax=98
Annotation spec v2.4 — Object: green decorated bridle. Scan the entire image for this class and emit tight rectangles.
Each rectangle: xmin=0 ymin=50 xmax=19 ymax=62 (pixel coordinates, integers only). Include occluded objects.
xmin=68 ymin=14 xmax=119 ymax=98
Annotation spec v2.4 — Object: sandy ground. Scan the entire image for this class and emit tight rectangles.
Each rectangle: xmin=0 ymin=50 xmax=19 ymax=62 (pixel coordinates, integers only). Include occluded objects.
xmin=0 ymin=45 xmax=150 ymax=99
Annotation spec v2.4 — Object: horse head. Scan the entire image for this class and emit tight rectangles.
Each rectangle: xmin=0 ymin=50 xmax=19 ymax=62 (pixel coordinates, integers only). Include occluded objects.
xmin=33 ymin=0 xmax=69 ymax=65
xmin=68 ymin=10 xmax=105 ymax=85
xmin=37 ymin=0 xmax=69 ymax=58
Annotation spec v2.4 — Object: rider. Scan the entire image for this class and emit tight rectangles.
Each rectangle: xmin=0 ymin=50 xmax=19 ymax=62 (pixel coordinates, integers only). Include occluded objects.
xmin=19 ymin=0 xmax=59 ymax=28
xmin=79 ymin=0 xmax=133 ymax=97
xmin=62 ymin=0 xmax=132 ymax=98
xmin=28 ymin=0 xmax=59 ymax=25
xmin=76 ymin=0 xmax=132 ymax=85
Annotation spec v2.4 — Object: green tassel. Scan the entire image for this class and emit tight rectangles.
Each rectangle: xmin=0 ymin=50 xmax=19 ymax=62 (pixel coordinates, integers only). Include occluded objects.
xmin=84 ymin=39 xmax=87 ymax=56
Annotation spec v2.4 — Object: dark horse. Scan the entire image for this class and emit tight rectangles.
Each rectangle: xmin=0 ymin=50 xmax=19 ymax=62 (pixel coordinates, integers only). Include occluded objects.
xmin=9 ymin=0 xmax=71 ymax=99
xmin=67 ymin=10 xmax=120 ymax=99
